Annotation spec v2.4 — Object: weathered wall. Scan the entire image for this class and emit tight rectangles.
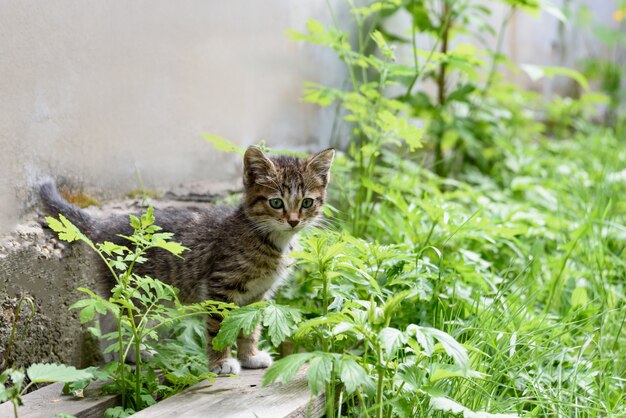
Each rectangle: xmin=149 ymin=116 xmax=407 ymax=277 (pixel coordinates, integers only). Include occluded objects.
xmin=0 ymin=223 xmax=101 ymax=369
xmin=0 ymin=0 xmax=347 ymax=234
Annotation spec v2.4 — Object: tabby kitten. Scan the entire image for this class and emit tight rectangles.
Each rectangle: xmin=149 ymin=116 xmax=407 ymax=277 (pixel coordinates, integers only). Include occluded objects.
xmin=40 ymin=146 xmax=335 ymax=374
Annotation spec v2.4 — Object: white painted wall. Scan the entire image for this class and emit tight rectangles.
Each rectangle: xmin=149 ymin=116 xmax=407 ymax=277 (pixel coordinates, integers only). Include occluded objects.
xmin=0 ymin=1 xmax=347 ymax=233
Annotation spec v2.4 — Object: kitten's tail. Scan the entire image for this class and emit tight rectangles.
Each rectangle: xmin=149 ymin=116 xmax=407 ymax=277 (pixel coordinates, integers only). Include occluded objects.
xmin=39 ymin=178 xmax=96 ymax=237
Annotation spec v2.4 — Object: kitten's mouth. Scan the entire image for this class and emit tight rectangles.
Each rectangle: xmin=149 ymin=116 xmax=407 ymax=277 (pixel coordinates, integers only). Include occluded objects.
xmin=285 ymin=223 xmax=305 ymax=232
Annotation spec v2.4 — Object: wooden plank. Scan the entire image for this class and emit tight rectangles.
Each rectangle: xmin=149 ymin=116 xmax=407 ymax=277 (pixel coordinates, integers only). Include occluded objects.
xmin=133 ymin=368 xmax=325 ymax=418
xmin=0 ymin=368 xmax=323 ymax=418
xmin=0 ymin=380 xmax=119 ymax=418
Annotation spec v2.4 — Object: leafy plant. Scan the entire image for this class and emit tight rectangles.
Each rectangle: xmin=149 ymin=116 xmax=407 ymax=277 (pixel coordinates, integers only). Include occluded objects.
xmin=291 ymin=0 xmax=593 ymax=239
xmin=0 ymin=364 xmax=92 ymax=418
xmin=46 ymin=208 xmax=233 ymax=416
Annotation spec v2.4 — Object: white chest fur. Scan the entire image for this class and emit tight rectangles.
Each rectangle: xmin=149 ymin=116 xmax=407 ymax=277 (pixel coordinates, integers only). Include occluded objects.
xmin=232 ymin=256 xmax=292 ymax=306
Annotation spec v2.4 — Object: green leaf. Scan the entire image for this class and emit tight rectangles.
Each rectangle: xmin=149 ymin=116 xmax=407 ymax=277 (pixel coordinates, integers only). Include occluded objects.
xmin=571 ymin=286 xmax=589 ymax=308
xmin=62 ymin=369 xmax=95 ymax=397
xmin=382 ymin=289 xmax=417 ymax=322
xmin=371 ymin=30 xmax=395 ymax=61
xmin=9 ymin=369 xmax=25 ymax=389
xmin=129 ymin=214 xmax=140 ymax=229
xmin=46 ymin=215 xmax=90 ymax=244
xmin=294 ymin=313 xmax=346 ymax=339
xmin=200 ymin=133 xmax=245 ymax=155
xmin=302 ymin=82 xmax=340 ymax=107
xmin=423 ymin=328 xmax=470 ymax=370
xmin=74 ymin=288 xmax=119 ymax=318
xmin=539 ymin=0 xmax=566 ymax=23
xmin=398 ymin=364 xmax=422 ymax=391
xmin=99 ymin=241 xmax=128 ymax=256
xmin=27 ymin=364 xmax=93 ymax=384
xmin=332 ymin=321 xmax=355 ymax=337
xmin=351 ymin=0 xmax=402 ymax=18
xmin=306 ymin=355 xmax=332 ymax=395
xmin=305 ymin=18 xmax=325 ymax=36
xmin=263 ymin=352 xmax=315 ymax=386
xmin=79 ymin=305 xmax=96 ymax=323
xmin=379 ymin=327 xmax=406 ymax=360
xmin=429 ymin=395 xmax=518 ymax=417
xmin=213 ymin=305 xmax=263 ymax=351
xmin=140 ymin=206 xmax=155 ymax=229
xmin=105 ymin=406 xmax=136 ymax=418
xmin=153 ymin=240 xmax=188 ymax=257
xmin=262 ymin=303 xmax=302 ymax=347
xmin=520 ymin=64 xmax=589 ymax=91
xmin=429 ymin=364 xmax=482 ymax=382
xmin=446 ymin=84 xmax=476 ymax=103
xmin=337 ymin=357 xmax=368 ymax=394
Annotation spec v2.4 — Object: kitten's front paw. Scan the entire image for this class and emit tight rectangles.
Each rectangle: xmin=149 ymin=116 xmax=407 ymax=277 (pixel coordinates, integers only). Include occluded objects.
xmin=239 ymin=351 xmax=273 ymax=369
xmin=211 ymin=358 xmax=241 ymax=375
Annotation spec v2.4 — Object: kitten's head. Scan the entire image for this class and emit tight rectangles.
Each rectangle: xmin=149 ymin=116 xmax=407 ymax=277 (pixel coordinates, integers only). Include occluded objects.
xmin=242 ymin=146 xmax=334 ymax=236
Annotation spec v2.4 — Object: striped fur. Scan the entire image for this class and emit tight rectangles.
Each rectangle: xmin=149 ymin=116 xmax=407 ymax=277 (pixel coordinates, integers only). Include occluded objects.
xmin=40 ymin=146 xmax=334 ymax=373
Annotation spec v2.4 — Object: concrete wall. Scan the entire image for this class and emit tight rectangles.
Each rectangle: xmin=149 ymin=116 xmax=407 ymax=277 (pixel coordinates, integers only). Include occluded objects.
xmin=0 ymin=0 xmax=347 ymax=235
xmin=0 ymin=223 xmax=101 ymax=369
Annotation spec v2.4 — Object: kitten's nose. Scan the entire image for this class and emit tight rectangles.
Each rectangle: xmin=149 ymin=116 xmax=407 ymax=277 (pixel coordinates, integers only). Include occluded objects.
xmin=288 ymin=219 xmax=300 ymax=228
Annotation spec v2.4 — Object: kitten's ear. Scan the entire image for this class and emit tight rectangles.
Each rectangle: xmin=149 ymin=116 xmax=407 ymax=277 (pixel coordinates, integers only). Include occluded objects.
xmin=243 ymin=146 xmax=276 ymax=188
xmin=306 ymin=148 xmax=335 ymax=187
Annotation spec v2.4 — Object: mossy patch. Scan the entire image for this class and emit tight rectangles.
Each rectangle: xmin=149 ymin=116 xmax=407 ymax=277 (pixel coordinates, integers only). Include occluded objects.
xmin=126 ymin=189 xmax=160 ymax=200
xmin=60 ymin=191 xmax=100 ymax=209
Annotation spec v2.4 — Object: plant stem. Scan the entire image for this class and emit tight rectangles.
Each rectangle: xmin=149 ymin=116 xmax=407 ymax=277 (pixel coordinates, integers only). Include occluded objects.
xmin=481 ymin=7 xmax=516 ymax=98
xmin=436 ymin=1 xmax=450 ymax=107
xmin=136 ymin=305 xmax=156 ymax=331
xmin=321 ymin=267 xmax=329 ymax=317
xmin=117 ymin=316 xmax=127 ymax=408
xmin=434 ymin=0 xmax=452 ymax=178
xmin=2 ymin=296 xmax=35 ymax=371
xmin=376 ymin=346 xmax=384 ymax=418
xmin=355 ymin=388 xmax=368 ymax=417
xmin=135 ymin=338 xmax=142 ymax=409
xmin=328 ymin=367 xmax=336 ymax=418
xmin=145 ymin=309 xmax=222 ymax=334
xmin=325 ymin=0 xmax=359 ymax=93
xmin=403 ymin=0 xmax=450 ymax=101
xmin=325 ymin=379 xmax=333 ymax=417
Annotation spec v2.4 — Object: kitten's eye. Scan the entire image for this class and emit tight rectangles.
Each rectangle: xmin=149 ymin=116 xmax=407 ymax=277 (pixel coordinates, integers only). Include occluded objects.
xmin=301 ymin=198 xmax=314 ymax=209
xmin=268 ymin=198 xmax=284 ymax=209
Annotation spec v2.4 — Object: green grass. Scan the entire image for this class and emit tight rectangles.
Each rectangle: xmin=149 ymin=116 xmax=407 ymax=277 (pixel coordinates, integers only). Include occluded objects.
xmin=272 ymin=125 xmax=626 ymax=417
